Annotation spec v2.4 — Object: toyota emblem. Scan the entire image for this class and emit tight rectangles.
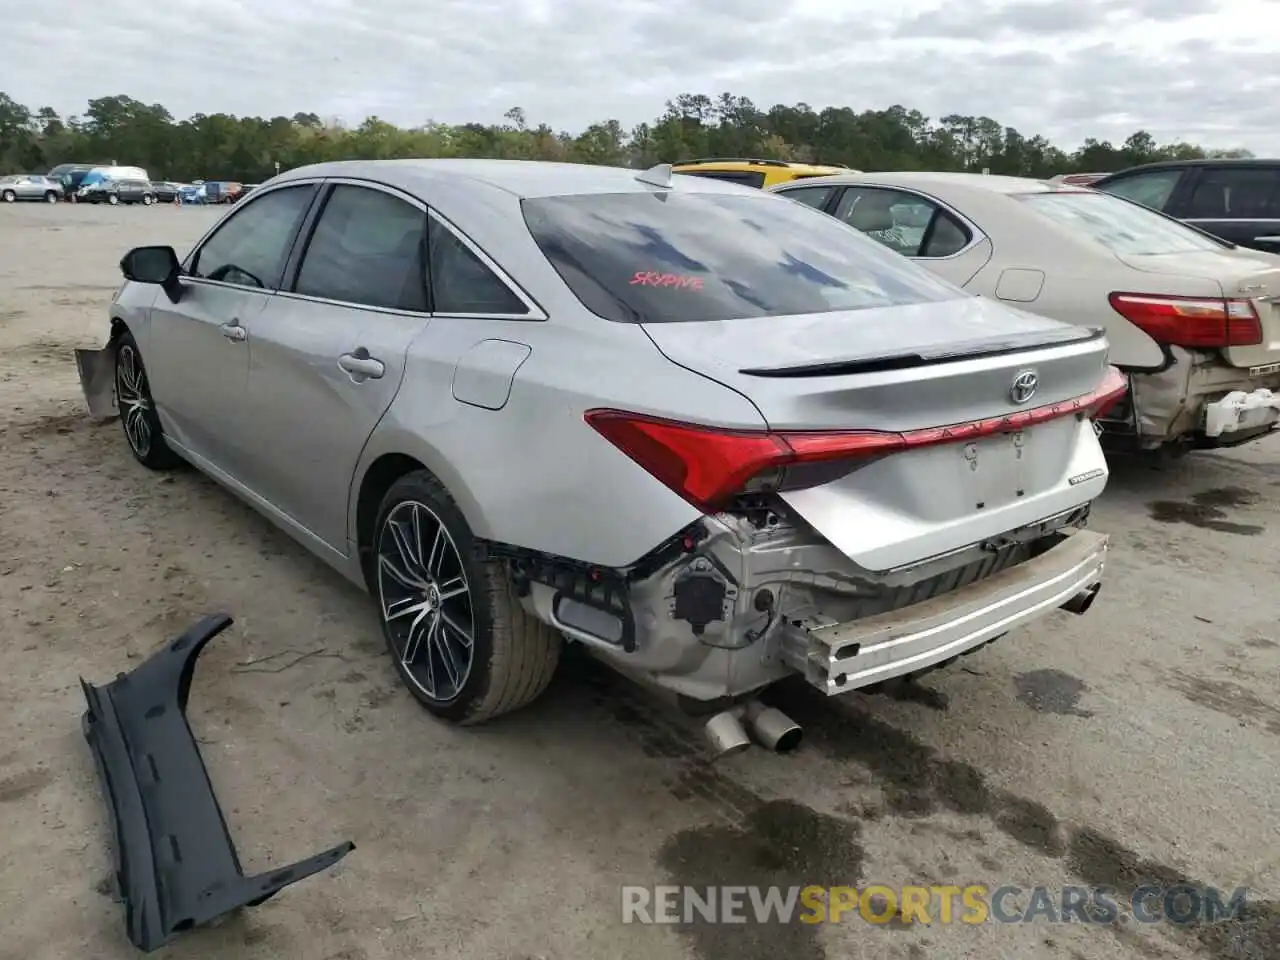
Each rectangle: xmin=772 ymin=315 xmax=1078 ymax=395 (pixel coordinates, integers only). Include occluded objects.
xmin=1010 ymin=370 xmax=1039 ymax=405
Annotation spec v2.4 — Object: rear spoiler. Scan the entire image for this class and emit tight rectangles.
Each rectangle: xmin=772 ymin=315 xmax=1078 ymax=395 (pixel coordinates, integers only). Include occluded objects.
xmin=81 ymin=613 xmax=354 ymax=951
xmin=740 ymin=326 xmax=1105 ymax=378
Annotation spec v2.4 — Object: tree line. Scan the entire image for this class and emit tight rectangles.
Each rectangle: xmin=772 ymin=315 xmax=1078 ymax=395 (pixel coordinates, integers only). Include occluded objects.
xmin=0 ymin=91 xmax=1256 ymax=184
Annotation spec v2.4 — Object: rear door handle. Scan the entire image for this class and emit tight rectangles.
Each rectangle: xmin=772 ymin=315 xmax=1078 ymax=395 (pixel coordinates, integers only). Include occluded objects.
xmin=220 ymin=322 xmax=246 ymax=342
xmin=1254 ymin=236 xmax=1280 ymax=243
xmin=338 ymin=350 xmax=385 ymax=380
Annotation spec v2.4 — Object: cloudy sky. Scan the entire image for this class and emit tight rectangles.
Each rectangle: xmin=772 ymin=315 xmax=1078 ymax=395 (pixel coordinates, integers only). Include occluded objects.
xmin=5 ymin=0 xmax=1280 ymax=152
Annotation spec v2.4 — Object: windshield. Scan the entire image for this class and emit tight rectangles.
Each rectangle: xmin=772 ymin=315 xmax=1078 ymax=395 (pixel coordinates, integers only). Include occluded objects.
xmin=1018 ymin=191 xmax=1226 ymax=255
xmin=520 ymin=191 xmax=966 ymax=324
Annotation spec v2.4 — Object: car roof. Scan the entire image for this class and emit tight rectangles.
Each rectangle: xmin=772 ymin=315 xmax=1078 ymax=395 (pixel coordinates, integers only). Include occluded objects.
xmin=272 ymin=158 xmax=759 ymax=199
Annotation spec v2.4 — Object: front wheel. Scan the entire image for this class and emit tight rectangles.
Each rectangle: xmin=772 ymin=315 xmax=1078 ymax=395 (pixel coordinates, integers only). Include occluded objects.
xmin=44 ymin=191 xmax=58 ymax=204
xmin=1 ymin=190 xmax=14 ymax=203
xmin=114 ymin=332 xmax=181 ymax=470
xmin=107 ymin=193 xmax=119 ymax=205
xmin=372 ymin=471 xmax=561 ymax=725
xmin=142 ymin=193 xmax=155 ymax=205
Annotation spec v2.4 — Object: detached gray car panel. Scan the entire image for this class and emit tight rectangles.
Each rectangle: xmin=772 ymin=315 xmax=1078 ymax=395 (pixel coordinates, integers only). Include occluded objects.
xmin=78 ymin=159 xmax=1121 ymax=723
xmin=80 ymin=614 xmax=354 ymax=951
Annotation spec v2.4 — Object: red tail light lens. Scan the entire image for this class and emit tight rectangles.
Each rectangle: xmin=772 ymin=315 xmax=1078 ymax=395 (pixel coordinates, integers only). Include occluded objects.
xmin=584 ymin=367 xmax=1129 ymax=513
xmin=1083 ymin=365 xmax=1130 ymax=419
xmin=1108 ymin=293 xmax=1263 ymax=348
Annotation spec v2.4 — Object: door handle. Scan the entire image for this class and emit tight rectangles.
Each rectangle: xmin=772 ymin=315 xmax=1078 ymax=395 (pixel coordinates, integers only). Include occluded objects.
xmin=338 ymin=350 xmax=385 ymax=380
xmin=1253 ymin=236 xmax=1280 ymax=243
xmin=220 ymin=322 xmax=246 ymax=342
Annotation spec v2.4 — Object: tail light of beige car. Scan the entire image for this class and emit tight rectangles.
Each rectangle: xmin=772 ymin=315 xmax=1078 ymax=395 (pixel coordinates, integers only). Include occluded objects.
xmin=585 ymin=368 xmax=1128 ymax=513
xmin=1108 ymin=293 xmax=1263 ymax=348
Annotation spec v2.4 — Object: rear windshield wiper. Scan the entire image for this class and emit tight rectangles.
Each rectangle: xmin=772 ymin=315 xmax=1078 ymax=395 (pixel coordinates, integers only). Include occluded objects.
xmin=740 ymin=327 xmax=1103 ymax=378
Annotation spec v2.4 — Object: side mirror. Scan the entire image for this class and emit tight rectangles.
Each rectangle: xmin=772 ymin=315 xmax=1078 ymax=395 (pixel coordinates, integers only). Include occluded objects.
xmin=120 ymin=245 xmax=183 ymax=303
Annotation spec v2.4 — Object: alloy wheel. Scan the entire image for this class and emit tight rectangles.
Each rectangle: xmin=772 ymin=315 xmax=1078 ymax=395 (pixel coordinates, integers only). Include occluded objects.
xmin=376 ymin=500 xmax=475 ymax=702
xmin=116 ymin=345 xmax=152 ymax=458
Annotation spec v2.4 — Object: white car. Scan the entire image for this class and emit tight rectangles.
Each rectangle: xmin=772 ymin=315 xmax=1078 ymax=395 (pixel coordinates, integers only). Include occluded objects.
xmin=769 ymin=172 xmax=1280 ymax=454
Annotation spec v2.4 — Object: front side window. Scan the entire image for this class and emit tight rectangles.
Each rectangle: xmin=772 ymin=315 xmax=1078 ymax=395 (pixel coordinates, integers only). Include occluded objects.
xmin=190 ymin=184 xmax=315 ymax=290
xmin=1094 ymin=169 xmax=1183 ymax=211
xmin=520 ymin=191 xmax=965 ymax=325
xmin=427 ymin=218 xmax=528 ymax=315
xmin=1019 ymin=190 xmax=1226 ymax=255
xmin=1185 ymin=168 xmax=1280 ymax=219
xmin=833 ymin=187 xmax=970 ymax=258
xmin=294 ymin=185 xmax=428 ymax=311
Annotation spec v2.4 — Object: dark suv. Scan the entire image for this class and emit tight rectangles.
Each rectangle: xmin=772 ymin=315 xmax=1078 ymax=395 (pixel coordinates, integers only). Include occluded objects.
xmin=82 ymin=178 xmax=158 ymax=205
xmin=1092 ymin=159 xmax=1280 ymax=254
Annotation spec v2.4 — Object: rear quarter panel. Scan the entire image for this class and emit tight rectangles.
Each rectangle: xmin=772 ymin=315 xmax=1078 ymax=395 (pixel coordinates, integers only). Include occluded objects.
xmin=953 ymin=193 xmax=1201 ymax=369
xmin=355 ymin=315 xmax=769 ymax=569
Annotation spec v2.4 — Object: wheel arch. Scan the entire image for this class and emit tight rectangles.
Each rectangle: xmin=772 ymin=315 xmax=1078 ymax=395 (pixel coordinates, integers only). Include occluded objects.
xmin=350 ymin=437 xmax=493 ymax=591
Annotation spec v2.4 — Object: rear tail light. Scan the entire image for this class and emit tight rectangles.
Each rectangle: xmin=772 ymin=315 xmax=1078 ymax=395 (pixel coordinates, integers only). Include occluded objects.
xmin=1108 ymin=293 xmax=1263 ymax=348
xmin=584 ymin=367 xmax=1128 ymax=513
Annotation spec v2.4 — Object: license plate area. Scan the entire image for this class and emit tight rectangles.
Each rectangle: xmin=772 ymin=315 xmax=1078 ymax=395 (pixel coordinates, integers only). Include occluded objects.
xmin=955 ymin=430 xmax=1026 ymax=511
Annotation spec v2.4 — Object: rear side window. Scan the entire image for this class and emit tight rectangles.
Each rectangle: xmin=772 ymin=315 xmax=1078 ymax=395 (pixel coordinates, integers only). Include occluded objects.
xmin=1185 ymin=168 xmax=1280 ymax=219
xmin=832 ymin=187 xmax=971 ymax=258
xmin=674 ymin=169 xmax=767 ymax=189
xmin=520 ymin=191 xmax=965 ymax=324
xmin=1019 ymin=191 xmax=1225 ymax=255
xmin=294 ymin=184 xmax=428 ymax=311
xmin=776 ymin=185 xmax=834 ymax=209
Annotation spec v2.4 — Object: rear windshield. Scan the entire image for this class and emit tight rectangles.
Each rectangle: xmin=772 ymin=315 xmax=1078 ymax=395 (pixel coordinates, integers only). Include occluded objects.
xmin=520 ymin=192 xmax=965 ymax=323
xmin=1018 ymin=191 xmax=1227 ymax=255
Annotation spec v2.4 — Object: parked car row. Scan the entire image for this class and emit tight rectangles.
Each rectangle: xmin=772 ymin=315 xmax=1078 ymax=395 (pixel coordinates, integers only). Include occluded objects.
xmin=24 ymin=162 xmax=259 ymax=206
xmin=762 ymin=167 xmax=1280 ymax=457
xmin=76 ymin=157 xmax=1124 ymax=749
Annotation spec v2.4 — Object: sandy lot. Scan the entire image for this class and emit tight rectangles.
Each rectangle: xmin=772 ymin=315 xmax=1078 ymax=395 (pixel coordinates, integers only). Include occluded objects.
xmin=0 ymin=201 xmax=1278 ymax=960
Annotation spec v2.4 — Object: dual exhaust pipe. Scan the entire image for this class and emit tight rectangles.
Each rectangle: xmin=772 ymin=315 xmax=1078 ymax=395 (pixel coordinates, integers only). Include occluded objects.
xmin=703 ymin=700 xmax=802 ymax=759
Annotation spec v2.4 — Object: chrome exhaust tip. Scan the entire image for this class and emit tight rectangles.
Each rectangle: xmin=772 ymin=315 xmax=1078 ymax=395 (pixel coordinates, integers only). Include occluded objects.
xmin=703 ymin=709 xmax=752 ymax=760
xmin=1060 ymin=583 xmax=1101 ymax=615
xmin=743 ymin=701 xmax=803 ymax=754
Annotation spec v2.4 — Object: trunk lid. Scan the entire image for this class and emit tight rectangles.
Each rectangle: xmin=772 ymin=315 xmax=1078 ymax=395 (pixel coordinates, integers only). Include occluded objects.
xmin=1117 ymin=249 xmax=1280 ymax=368
xmin=641 ymin=298 xmax=1113 ymax=572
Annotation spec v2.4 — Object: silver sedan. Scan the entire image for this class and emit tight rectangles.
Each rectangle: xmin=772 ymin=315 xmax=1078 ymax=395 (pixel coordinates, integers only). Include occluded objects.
xmin=75 ymin=160 xmax=1117 ymax=749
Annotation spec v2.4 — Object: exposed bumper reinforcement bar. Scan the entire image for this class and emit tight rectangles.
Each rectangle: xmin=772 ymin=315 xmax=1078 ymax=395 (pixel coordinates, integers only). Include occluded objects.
xmin=782 ymin=530 xmax=1109 ymax=696
xmin=80 ymin=613 xmax=354 ymax=952
xmin=1202 ymin=387 xmax=1280 ymax=439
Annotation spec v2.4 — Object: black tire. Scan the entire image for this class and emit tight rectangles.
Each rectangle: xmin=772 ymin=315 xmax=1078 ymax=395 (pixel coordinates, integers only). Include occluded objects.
xmin=114 ymin=332 xmax=181 ymax=470
xmin=45 ymin=191 xmax=58 ymax=203
xmin=372 ymin=470 xmax=561 ymax=725
xmin=142 ymin=193 xmax=155 ymax=205
xmin=107 ymin=193 xmax=119 ymax=205
xmin=1 ymin=190 xmax=14 ymax=203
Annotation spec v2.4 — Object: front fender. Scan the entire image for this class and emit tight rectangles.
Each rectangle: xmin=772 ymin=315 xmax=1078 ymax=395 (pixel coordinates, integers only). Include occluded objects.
xmin=75 ymin=345 xmax=117 ymax=419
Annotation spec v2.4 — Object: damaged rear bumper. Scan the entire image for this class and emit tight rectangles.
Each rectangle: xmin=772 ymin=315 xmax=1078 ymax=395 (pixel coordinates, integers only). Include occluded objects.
xmin=81 ymin=613 xmax=354 ymax=952
xmin=780 ymin=529 xmax=1108 ymax=695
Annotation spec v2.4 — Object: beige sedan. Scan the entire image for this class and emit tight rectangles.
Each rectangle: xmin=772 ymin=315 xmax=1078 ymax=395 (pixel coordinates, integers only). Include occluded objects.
xmin=769 ymin=171 xmax=1280 ymax=455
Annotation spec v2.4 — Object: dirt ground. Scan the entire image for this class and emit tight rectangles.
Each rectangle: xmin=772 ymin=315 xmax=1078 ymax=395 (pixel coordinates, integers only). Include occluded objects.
xmin=1 ymin=201 xmax=1278 ymax=960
